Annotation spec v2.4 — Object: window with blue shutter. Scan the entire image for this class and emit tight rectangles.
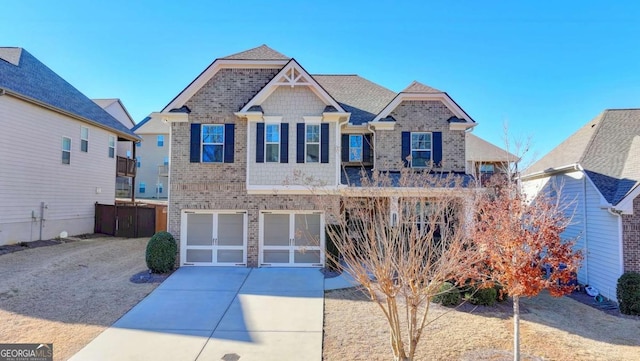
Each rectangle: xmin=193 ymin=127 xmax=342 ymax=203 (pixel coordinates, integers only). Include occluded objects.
xmin=432 ymin=132 xmax=442 ymax=167
xmin=320 ymin=123 xmax=329 ymax=163
xmin=297 ymin=123 xmax=305 ymax=163
xmin=280 ymin=123 xmax=289 ymax=163
xmin=190 ymin=124 xmax=201 ymax=163
xmin=224 ymin=124 xmax=235 ymax=163
xmin=401 ymin=132 xmax=411 ymax=167
xmin=363 ymin=134 xmax=372 ymax=163
xmin=256 ymin=123 xmax=265 ymax=163
xmin=341 ymin=134 xmax=349 ymax=162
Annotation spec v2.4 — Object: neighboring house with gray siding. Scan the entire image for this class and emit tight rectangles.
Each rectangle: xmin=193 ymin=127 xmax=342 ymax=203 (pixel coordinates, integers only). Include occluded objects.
xmin=521 ymin=109 xmax=640 ymax=302
xmin=145 ymin=45 xmax=513 ymax=268
xmin=0 ymin=47 xmax=138 ymax=245
xmin=131 ymin=116 xmax=170 ymax=199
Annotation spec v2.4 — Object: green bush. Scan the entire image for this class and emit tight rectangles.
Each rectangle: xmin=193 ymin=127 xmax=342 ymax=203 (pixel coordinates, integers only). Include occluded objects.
xmin=617 ymin=272 xmax=640 ymax=315
xmin=470 ymin=287 xmax=498 ymax=306
xmin=145 ymin=231 xmax=177 ymax=273
xmin=433 ymin=282 xmax=461 ymax=307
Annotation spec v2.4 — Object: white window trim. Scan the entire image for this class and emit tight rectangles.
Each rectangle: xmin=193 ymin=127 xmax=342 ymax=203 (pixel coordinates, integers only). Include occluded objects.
xmin=108 ymin=136 xmax=116 ymax=158
xmin=80 ymin=127 xmax=89 ymax=152
xmin=265 ymin=123 xmax=281 ymax=163
xmin=410 ymin=132 xmax=432 ymax=168
xmin=349 ymin=134 xmax=363 ymax=162
xmin=62 ymin=136 xmax=71 ymax=164
xmin=305 ymin=123 xmax=320 ymax=163
xmin=201 ymin=124 xmax=225 ymax=163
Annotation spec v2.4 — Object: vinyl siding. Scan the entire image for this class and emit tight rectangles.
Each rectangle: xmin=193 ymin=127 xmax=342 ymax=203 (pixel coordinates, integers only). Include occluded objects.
xmin=0 ymin=96 xmax=117 ymax=244
xmin=521 ymin=171 xmax=622 ymax=302
xmin=133 ymin=133 xmax=169 ymax=199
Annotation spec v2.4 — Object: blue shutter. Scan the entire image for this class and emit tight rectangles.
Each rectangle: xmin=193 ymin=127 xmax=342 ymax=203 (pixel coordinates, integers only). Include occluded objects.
xmin=256 ymin=123 xmax=264 ymax=163
xmin=401 ymin=131 xmax=411 ymax=167
xmin=363 ymin=134 xmax=372 ymax=163
xmin=224 ymin=124 xmax=235 ymax=163
xmin=432 ymin=131 xmax=442 ymax=166
xmin=190 ymin=123 xmax=201 ymax=163
xmin=321 ymin=123 xmax=329 ymax=163
xmin=280 ymin=123 xmax=289 ymax=163
xmin=341 ymin=134 xmax=349 ymax=162
xmin=297 ymin=123 xmax=305 ymax=163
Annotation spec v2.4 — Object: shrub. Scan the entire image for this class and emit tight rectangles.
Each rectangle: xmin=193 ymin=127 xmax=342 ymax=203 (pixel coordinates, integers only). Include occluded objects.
xmin=617 ymin=272 xmax=640 ymax=315
xmin=470 ymin=287 xmax=498 ymax=306
xmin=433 ymin=282 xmax=461 ymax=307
xmin=145 ymin=231 xmax=177 ymax=273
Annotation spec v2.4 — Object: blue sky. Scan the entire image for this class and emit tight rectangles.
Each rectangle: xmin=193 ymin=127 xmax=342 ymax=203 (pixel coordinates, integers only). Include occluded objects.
xmin=3 ymin=1 xmax=640 ymax=165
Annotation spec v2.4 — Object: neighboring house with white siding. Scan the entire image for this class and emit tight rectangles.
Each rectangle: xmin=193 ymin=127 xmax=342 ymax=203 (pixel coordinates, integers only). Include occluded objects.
xmin=0 ymin=47 xmax=138 ymax=245
xmin=144 ymin=45 xmax=514 ymax=269
xmin=131 ymin=115 xmax=170 ymax=199
xmin=521 ymin=109 xmax=640 ymax=302
xmin=93 ymin=98 xmax=138 ymax=197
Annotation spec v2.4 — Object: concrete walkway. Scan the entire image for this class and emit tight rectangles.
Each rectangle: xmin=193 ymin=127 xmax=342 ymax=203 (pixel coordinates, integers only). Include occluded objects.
xmin=70 ymin=267 xmax=324 ymax=361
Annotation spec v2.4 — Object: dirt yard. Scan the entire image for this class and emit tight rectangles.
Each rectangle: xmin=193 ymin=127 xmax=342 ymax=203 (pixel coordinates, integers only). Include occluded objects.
xmin=0 ymin=236 xmax=158 ymax=361
xmin=323 ymin=287 xmax=640 ymax=361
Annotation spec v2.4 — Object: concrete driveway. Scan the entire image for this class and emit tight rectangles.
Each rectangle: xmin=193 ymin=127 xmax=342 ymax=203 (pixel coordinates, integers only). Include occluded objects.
xmin=70 ymin=267 xmax=324 ymax=361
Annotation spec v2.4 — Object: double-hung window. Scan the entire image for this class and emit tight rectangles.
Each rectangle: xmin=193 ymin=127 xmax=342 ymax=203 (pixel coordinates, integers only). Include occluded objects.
xmin=349 ymin=135 xmax=363 ymax=162
xmin=305 ymin=124 xmax=320 ymax=162
xmin=265 ymin=124 xmax=280 ymax=162
xmin=136 ymin=157 xmax=141 ymax=168
xmin=139 ymin=182 xmax=146 ymax=194
xmin=410 ymin=132 xmax=432 ymax=167
xmin=157 ymin=135 xmax=164 ymax=147
xmin=108 ymin=136 xmax=115 ymax=158
xmin=163 ymin=156 xmax=169 ymax=166
xmin=80 ymin=127 xmax=89 ymax=152
xmin=202 ymin=124 xmax=224 ymax=162
xmin=62 ymin=137 xmax=71 ymax=164
xmin=480 ymin=164 xmax=495 ymax=173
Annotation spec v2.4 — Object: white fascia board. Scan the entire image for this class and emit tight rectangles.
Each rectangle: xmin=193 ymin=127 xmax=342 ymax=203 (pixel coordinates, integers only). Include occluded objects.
xmin=615 ymin=184 xmax=640 ymax=214
xmin=323 ymin=112 xmax=350 ymax=122
xmin=373 ymin=92 xmax=475 ymax=126
xmin=518 ymin=163 xmax=580 ymax=181
xmin=369 ymin=121 xmax=395 ymax=131
xmin=342 ymin=124 xmax=372 ymax=133
xmin=234 ymin=111 xmax=263 ymax=122
xmin=240 ymin=60 xmax=346 ymax=113
xmin=162 ymin=59 xmax=287 ymax=112
xmin=339 ymin=187 xmax=479 ymax=198
xmin=450 ymin=122 xmax=477 ymax=131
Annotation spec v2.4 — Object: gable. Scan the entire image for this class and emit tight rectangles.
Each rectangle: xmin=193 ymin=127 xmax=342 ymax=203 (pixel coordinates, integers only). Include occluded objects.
xmin=239 ymin=60 xmax=346 ymax=113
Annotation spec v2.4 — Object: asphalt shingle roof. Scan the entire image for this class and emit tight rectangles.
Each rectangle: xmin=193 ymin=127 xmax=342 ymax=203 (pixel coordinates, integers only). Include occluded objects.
xmin=524 ymin=109 xmax=640 ymax=205
xmin=402 ymin=81 xmax=442 ymax=93
xmin=0 ymin=47 xmax=137 ymax=139
xmin=222 ymin=45 xmax=290 ymax=60
xmin=313 ymin=75 xmax=397 ymax=125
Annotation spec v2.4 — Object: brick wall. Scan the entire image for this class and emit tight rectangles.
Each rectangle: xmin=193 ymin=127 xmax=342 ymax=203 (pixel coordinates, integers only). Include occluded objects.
xmin=169 ymin=67 xmax=340 ymax=266
xmin=622 ymin=195 xmax=640 ymax=273
xmin=375 ymin=100 xmax=466 ymax=172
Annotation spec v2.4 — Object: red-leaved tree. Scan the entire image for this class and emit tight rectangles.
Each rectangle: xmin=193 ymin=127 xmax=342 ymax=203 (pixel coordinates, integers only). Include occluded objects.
xmin=474 ymin=177 xmax=582 ymax=361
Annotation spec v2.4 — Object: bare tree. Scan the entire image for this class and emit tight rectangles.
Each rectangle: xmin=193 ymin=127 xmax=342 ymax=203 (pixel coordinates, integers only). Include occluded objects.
xmin=309 ymin=166 xmax=482 ymax=361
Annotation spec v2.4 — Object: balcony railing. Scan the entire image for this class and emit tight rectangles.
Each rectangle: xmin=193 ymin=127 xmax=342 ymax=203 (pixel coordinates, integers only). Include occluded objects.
xmin=116 ymin=156 xmax=136 ymax=177
xmin=158 ymin=165 xmax=169 ymax=177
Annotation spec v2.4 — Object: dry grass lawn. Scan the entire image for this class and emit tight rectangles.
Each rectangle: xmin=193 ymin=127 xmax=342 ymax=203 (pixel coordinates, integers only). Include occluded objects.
xmin=323 ymin=287 xmax=640 ymax=361
xmin=0 ymin=237 xmax=158 ymax=361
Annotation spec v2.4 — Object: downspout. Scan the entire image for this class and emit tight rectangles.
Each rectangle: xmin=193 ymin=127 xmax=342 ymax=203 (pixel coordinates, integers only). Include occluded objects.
xmin=582 ymin=174 xmax=589 ymax=284
xmin=606 ymin=207 xmax=625 ymax=278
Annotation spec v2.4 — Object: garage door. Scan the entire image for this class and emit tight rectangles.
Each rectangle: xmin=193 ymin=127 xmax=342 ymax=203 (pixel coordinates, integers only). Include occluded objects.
xmin=260 ymin=211 xmax=324 ymax=267
xmin=181 ymin=211 xmax=247 ymax=266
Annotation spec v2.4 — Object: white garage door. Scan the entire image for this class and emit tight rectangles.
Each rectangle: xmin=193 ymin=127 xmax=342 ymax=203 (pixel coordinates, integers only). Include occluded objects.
xmin=260 ymin=211 xmax=324 ymax=267
xmin=181 ymin=210 xmax=247 ymax=266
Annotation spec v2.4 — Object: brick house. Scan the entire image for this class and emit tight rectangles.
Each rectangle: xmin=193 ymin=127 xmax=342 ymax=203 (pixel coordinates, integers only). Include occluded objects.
xmin=146 ymin=45 xmax=513 ymax=268
xmin=521 ymin=109 xmax=640 ymax=302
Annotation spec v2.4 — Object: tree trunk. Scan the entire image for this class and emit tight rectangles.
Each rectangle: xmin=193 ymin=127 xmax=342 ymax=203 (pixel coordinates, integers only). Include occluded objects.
xmin=513 ymin=295 xmax=520 ymax=361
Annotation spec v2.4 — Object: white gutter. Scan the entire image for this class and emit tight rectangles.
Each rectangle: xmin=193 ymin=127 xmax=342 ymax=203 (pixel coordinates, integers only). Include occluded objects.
xmin=367 ymin=122 xmax=376 ymax=169
xmin=519 ymin=163 xmax=581 ymax=181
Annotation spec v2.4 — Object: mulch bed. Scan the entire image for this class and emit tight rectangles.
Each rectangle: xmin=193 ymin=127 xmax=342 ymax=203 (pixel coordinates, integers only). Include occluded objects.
xmin=129 ymin=270 xmax=174 ymax=284
xmin=0 ymin=233 xmax=114 ymax=257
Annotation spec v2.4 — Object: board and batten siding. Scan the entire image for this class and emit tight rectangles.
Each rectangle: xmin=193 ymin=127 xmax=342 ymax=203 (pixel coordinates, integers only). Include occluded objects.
xmin=0 ymin=96 xmax=117 ymax=245
xmin=521 ymin=171 xmax=622 ymax=302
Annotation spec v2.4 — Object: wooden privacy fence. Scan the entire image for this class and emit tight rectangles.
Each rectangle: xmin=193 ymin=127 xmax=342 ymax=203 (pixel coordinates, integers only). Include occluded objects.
xmin=95 ymin=202 xmax=167 ymax=238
